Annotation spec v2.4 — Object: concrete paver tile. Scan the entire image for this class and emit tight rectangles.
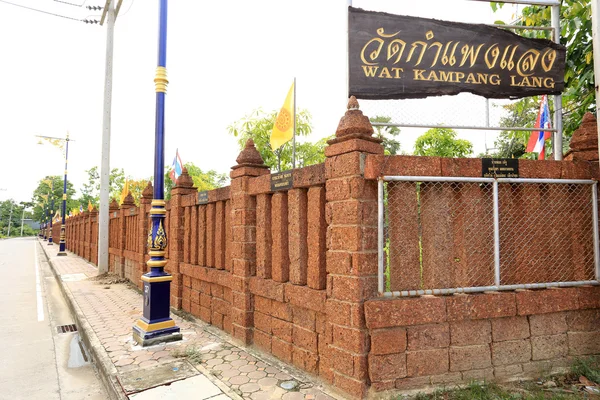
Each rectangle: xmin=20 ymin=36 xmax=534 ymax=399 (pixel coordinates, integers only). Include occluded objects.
xmin=229 ymin=376 xmax=250 ymax=385
xmin=42 ymin=243 xmax=338 ymax=400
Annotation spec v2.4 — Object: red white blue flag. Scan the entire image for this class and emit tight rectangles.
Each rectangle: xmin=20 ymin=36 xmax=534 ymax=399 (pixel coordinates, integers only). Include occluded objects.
xmin=526 ymin=95 xmax=552 ymax=160
xmin=169 ymin=149 xmax=183 ymax=183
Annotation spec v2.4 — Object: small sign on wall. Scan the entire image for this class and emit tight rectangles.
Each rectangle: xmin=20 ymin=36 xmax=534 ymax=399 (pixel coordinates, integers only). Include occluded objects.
xmin=271 ymin=171 xmax=294 ymax=191
xmin=198 ymin=191 xmax=209 ymax=205
xmin=482 ymin=158 xmax=519 ymax=178
xmin=129 ymin=208 xmax=136 ymax=216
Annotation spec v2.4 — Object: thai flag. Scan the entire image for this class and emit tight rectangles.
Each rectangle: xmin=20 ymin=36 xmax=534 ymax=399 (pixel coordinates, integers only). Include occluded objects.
xmin=79 ymin=204 xmax=83 ymax=213
xmin=169 ymin=149 xmax=183 ymax=183
xmin=526 ymin=95 xmax=552 ymax=160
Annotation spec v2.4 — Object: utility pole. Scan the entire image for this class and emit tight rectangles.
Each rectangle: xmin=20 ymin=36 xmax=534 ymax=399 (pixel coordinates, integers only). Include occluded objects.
xmin=7 ymin=202 xmax=13 ymax=237
xmin=98 ymin=0 xmax=123 ymax=273
xmin=20 ymin=207 xmax=25 ymax=236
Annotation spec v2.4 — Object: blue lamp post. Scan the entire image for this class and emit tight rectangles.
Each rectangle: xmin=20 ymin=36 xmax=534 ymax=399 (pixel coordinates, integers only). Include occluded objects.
xmin=48 ymin=187 xmax=54 ymax=245
xmin=37 ymin=134 xmax=71 ymax=255
xmin=58 ymin=134 xmax=70 ymax=256
xmin=132 ymin=0 xmax=181 ymax=346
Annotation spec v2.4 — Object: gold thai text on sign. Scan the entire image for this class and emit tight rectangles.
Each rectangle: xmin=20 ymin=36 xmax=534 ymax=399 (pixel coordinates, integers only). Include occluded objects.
xmin=348 ymin=7 xmax=566 ymax=99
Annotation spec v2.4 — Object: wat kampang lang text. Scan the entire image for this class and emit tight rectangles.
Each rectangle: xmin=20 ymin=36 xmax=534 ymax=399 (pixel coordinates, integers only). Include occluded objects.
xmin=348 ymin=7 xmax=566 ymax=100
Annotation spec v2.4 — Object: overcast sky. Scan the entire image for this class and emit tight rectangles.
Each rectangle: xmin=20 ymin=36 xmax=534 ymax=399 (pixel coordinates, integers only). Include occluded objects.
xmin=0 ymin=0 xmax=516 ymax=204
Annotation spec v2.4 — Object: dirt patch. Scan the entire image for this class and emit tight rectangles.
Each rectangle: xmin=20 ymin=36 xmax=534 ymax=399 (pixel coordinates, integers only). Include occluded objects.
xmin=89 ymin=273 xmax=130 ymax=285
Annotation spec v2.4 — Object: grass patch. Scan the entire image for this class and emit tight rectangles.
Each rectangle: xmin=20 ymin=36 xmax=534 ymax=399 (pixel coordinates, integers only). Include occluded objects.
xmin=570 ymin=357 xmax=600 ymax=385
xmin=172 ymin=346 xmax=203 ymax=364
xmin=408 ymin=383 xmax=585 ymax=400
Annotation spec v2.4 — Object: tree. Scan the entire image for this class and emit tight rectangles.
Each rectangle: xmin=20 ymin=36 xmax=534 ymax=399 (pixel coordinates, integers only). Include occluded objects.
xmin=414 ymin=128 xmax=473 ymax=157
xmin=31 ymin=176 xmax=77 ymax=223
xmin=370 ymin=116 xmax=401 ymax=155
xmin=491 ymin=1 xmax=593 ymax=138
xmin=492 ymin=97 xmax=542 ymax=159
xmin=227 ymin=108 xmax=328 ymax=171
xmin=78 ymin=167 xmax=126 ymax=207
xmin=163 ymin=162 xmax=228 ymax=200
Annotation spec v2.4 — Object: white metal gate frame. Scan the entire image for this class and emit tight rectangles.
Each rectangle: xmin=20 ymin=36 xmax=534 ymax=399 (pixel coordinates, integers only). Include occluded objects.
xmin=377 ymin=176 xmax=600 ymax=297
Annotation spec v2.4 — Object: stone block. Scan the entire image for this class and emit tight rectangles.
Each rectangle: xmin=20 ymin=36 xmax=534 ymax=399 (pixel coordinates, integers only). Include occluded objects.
xmin=447 ymin=292 xmax=516 ymax=321
xmin=271 ymin=336 xmax=292 ymax=363
xmin=529 ymin=312 xmax=568 ymax=336
xmin=450 ymin=320 xmax=491 ymax=346
xmin=568 ymin=331 xmax=600 ymax=355
xmin=494 ymin=364 xmax=523 ymax=379
xmin=449 ymin=345 xmax=491 ymax=372
xmin=365 ymin=297 xmax=447 ymax=329
xmin=531 ymin=334 xmax=568 ymax=361
xmin=492 ymin=316 xmax=530 ymax=342
xmin=566 ymin=309 xmax=600 ymax=332
xmin=462 ymin=368 xmax=494 ymax=382
xmin=406 ymin=349 xmax=449 ymax=377
xmin=491 ymin=339 xmax=532 ymax=366
xmin=371 ymin=328 xmax=407 ymax=355
xmin=407 ymin=323 xmax=450 ymax=350
xmin=368 ymin=353 xmax=407 ymax=381
xmin=516 ymin=288 xmax=579 ymax=316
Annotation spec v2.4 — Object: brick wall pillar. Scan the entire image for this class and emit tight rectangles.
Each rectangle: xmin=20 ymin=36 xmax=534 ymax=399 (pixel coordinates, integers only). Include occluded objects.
xmin=108 ymin=199 xmax=120 ymax=276
xmin=230 ymin=139 xmax=270 ymax=344
xmin=169 ymin=168 xmax=197 ymax=309
xmin=323 ymin=96 xmax=383 ymax=398
xmin=139 ymin=182 xmax=154 ymax=280
xmin=564 ymin=113 xmax=599 ymax=162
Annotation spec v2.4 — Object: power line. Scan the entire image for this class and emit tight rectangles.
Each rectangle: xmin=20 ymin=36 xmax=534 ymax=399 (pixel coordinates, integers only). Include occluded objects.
xmin=53 ymin=0 xmax=87 ymax=7
xmin=0 ymin=0 xmax=97 ymax=22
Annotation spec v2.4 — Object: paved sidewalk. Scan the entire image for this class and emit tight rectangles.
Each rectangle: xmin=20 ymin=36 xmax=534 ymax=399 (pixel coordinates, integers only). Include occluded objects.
xmin=38 ymin=241 xmax=340 ymax=400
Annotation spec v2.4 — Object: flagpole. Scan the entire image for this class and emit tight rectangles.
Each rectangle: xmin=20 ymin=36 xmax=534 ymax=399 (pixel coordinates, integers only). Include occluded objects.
xmin=292 ymin=77 xmax=296 ymax=169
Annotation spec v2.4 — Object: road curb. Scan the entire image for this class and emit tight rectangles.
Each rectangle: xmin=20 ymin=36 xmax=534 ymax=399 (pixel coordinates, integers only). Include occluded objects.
xmin=36 ymin=241 xmax=128 ymax=400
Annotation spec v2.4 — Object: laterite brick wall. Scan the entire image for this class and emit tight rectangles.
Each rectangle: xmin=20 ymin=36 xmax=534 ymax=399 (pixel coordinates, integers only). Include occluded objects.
xmin=61 ymin=100 xmax=600 ymax=398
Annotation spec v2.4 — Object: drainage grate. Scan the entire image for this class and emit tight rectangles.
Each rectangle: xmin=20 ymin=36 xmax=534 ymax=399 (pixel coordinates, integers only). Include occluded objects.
xmin=57 ymin=324 xmax=78 ymax=334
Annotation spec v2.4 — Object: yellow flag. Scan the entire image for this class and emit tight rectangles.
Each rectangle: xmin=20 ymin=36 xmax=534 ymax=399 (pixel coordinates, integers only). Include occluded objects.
xmin=120 ymin=179 xmax=130 ymax=204
xmin=270 ymin=81 xmax=295 ymax=151
xmin=88 ymin=200 xmax=93 ymax=212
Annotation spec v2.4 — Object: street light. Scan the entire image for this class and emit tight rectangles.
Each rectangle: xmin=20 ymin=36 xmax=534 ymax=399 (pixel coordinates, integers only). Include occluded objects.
xmin=132 ymin=0 xmax=181 ymax=347
xmin=37 ymin=133 xmax=71 ymax=256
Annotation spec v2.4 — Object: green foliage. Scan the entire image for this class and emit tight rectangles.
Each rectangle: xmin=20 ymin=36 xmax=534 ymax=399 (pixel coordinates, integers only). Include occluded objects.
xmin=0 ymin=199 xmax=35 ymax=236
xmin=164 ymin=162 xmax=228 ymax=200
xmin=370 ymin=116 xmax=401 ymax=155
xmin=490 ymin=97 xmax=543 ymax=159
xmin=78 ymin=166 xmax=126 ymax=207
xmin=413 ymin=128 xmax=473 ymax=157
xmin=227 ymin=108 xmax=327 ymax=172
xmin=31 ymin=176 xmax=77 ymax=223
xmin=571 ymin=357 xmax=600 ymax=384
xmin=492 ymin=0 xmax=594 ymax=138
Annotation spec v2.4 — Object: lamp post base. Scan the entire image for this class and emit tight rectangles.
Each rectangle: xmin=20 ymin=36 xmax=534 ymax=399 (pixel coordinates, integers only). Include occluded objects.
xmin=58 ymin=241 xmax=67 ymax=256
xmin=132 ymin=319 xmax=182 ymax=347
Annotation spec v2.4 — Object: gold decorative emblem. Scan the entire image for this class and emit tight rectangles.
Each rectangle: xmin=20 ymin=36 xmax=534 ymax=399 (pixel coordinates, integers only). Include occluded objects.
xmin=154 ymin=220 xmax=168 ymax=250
xmin=147 ymin=227 xmax=153 ymax=249
xmin=275 ymin=108 xmax=292 ymax=131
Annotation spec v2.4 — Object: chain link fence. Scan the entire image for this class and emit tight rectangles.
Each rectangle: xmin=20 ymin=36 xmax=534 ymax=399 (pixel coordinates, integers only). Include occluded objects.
xmin=378 ymin=177 xmax=600 ymax=296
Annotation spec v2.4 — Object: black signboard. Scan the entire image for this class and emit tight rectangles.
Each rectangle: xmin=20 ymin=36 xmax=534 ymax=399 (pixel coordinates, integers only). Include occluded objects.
xmin=198 ymin=191 xmax=209 ymax=205
xmin=482 ymin=158 xmax=519 ymax=178
xmin=271 ymin=171 xmax=293 ymax=192
xmin=349 ymin=7 xmax=566 ymax=99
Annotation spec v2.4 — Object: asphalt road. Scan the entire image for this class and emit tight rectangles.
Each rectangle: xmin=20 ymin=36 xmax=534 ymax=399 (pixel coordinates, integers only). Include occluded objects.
xmin=0 ymin=237 xmax=107 ymax=399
